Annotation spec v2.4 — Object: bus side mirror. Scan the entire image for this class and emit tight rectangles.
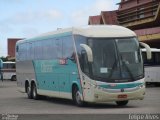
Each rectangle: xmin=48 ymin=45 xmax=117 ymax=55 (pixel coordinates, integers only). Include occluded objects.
xmin=140 ymin=42 xmax=152 ymax=60
xmin=80 ymin=44 xmax=93 ymax=62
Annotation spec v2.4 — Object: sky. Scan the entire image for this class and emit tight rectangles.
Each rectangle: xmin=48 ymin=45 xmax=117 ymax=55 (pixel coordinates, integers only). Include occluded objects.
xmin=0 ymin=0 xmax=120 ymax=56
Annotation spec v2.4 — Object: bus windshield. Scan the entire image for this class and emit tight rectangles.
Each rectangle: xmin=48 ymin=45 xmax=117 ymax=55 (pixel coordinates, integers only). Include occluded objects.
xmin=75 ymin=36 xmax=143 ymax=83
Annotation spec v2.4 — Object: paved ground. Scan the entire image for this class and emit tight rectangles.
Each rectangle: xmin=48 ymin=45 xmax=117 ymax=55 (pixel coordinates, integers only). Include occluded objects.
xmin=0 ymin=80 xmax=160 ymax=120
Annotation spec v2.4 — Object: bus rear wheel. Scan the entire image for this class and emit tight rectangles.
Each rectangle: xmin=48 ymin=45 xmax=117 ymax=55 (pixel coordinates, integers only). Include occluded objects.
xmin=32 ymin=83 xmax=39 ymax=100
xmin=116 ymin=100 xmax=128 ymax=106
xmin=73 ymin=86 xmax=84 ymax=107
xmin=26 ymin=85 xmax=32 ymax=99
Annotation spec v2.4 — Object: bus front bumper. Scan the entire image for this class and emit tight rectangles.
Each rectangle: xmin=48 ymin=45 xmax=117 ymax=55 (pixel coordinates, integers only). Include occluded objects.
xmin=84 ymin=85 xmax=145 ymax=103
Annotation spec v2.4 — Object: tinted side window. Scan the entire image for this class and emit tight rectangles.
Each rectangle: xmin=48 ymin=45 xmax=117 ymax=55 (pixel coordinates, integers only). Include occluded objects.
xmin=155 ymin=52 xmax=160 ymax=64
xmin=3 ymin=63 xmax=8 ymax=69
xmin=55 ymin=38 xmax=63 ymax=59
xmin=62 ymin=36 xmax=74 ymax=59
xmin=34 ymin=41 xmax=43 ymax=60
xmin=2 ymin=63 xmax=15 ymax=69
xmin=18 ymin=43 xmax=30 ymax=61
xmin=42 ymin=39 xmax=54 ymax=59
xmin=52 ymin=39 xmax=58 ymax=59
xmin=8 ymin=63 xmax=15 ymax=69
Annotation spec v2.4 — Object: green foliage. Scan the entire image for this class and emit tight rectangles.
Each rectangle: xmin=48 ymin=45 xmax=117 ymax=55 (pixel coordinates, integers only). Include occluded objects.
xmin=0 ymin=56 xmax=15 ymax=62
xmin=0 ymin=57 xmax=8 ymax=62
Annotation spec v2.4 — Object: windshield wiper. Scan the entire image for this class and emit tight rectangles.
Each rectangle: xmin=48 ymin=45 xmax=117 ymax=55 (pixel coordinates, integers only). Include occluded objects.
xmin=108 ymin=60 xmax=118 ymax=79
xmin=122 ymin=61 xmax=135 ymax=81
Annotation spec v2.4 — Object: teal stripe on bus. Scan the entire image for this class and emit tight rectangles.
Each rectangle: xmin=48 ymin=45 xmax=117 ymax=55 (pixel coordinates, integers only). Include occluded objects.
xmin=100 ymin=83 xmax=142 ymax=89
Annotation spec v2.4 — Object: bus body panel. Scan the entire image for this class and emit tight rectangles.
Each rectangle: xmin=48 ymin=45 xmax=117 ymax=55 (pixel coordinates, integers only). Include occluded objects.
xmin=16 ymin=60 xmax=36 ymax=92
xmin=32 ymin=59 xmax=81 ymax=99
xmin=17 ymin=58 xmax=81 ymax=100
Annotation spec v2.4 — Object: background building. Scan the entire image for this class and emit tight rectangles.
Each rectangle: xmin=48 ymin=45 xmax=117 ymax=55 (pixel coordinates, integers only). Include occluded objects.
xmin=88 ymin=11 xmax=118 ymax=25
xmin=88 ymin=0 xmax=160 ymax=48
xmin=7 ymin=38 xmax=23 ymax=60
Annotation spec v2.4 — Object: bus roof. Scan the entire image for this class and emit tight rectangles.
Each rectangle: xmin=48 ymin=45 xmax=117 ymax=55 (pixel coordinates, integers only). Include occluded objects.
xmin=141 ymin=48 xmax=160 ymax=52
xmin=17 ymin=25 xmax=136 ymax=44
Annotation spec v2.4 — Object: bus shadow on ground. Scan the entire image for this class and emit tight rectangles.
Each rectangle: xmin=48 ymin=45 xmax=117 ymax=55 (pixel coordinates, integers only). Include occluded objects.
xmin=39 ymin=96 xmax=136 ymax=109
xmin=0 ymin=80 xmax=17 ymax=88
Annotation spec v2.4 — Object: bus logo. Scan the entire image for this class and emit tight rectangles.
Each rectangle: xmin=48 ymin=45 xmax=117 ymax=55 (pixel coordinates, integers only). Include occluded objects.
xmin=121 ymin=88 xmax=124 ymax=92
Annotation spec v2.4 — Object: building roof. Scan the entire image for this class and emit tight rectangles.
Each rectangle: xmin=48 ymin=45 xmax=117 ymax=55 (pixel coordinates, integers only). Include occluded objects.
xmin=101 ymin=11 xmax=118 ymax=25
xmin=88 ymin=11 xmax=118 ymax=25
xmin=88 ymin=15 xmax=103 ymax=25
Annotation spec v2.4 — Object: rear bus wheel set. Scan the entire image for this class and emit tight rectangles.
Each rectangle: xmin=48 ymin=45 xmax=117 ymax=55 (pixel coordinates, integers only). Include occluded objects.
xmin=26 ymin=85 xmax=32 ymax=99
xmin=26 ymin=82 xmax=39 ymax=100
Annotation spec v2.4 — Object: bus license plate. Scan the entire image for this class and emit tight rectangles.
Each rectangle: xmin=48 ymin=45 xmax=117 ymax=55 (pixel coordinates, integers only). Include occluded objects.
xmin=118 ymin=94 xmax=127 ymax=99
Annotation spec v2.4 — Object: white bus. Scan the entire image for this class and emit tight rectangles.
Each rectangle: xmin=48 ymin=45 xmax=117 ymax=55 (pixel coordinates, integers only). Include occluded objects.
xmin=1 ymin=62 xmax=16 ymax=81
xmin=16 ymin=25 xmax=151 ymax=106
xmin=142 ymin=48 xmax=160 ymax=84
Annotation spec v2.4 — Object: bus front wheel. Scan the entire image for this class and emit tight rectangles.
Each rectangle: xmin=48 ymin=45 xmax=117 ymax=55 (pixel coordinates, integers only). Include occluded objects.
xmin=73 ymin=86 xmax=84 ymax=107
xmin=116 ymin=100 xmax=128 ymax=106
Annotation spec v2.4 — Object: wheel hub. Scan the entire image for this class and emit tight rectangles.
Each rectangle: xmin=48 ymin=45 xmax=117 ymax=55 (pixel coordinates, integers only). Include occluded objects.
xmin=76 ymin=91 xmax=81 ymax=104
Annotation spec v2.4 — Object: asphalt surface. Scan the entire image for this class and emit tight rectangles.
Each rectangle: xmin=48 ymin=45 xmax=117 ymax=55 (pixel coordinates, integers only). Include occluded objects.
xmin=0 ymin=80 xmax=160 ymax=120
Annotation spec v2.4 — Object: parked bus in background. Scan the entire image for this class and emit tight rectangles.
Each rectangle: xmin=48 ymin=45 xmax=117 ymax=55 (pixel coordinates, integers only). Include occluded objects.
xmin=1 ymin=62 xmax=16 ymax=81
xmin=142 ymin=48 xmax=160 ymax=85
xmin=16 ymin=25 xmax=151 ymax=106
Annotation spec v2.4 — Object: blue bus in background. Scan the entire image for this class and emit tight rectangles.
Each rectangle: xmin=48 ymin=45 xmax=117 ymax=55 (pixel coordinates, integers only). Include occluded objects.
xmin=16 ymin=25 xmax=151 ymax=106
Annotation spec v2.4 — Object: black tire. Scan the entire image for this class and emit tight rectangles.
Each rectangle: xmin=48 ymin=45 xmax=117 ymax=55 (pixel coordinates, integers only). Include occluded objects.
xmin=116 ymin=100 xmax=128 ymax=106
xmin=73 ymin=86 xmax=84 ymax=107
xmin=26 ymin=84 xmax=32 ymax=99
xmin=1 ymin=73 xmax=3 ymax=82
xmin=11 ymin=75 xmax=16 ymax=81
xmin=32 ymin=83 xmax=39 ymax=100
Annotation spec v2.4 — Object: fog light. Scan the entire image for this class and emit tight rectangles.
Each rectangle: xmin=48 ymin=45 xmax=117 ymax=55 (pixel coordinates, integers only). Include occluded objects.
xmin=139 ymin=84 xmax=144 ymax=88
